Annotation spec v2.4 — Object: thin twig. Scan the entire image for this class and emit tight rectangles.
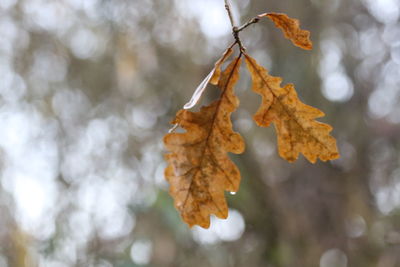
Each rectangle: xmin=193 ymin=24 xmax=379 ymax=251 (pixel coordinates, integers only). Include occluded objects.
xmin=232 ymin=29 xmax=245 ymax=52
xmin=236 ymin=16 xmax=260 ymax=32
xmin=224 ymin=0 xmax=235 ymax=27
xmin=224 ymin=0 xmax=247 ymax=53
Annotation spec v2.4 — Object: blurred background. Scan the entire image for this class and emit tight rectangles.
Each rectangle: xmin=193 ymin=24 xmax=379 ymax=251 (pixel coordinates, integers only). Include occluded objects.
xmin=0 ymin=0 xmax=399 ymax=266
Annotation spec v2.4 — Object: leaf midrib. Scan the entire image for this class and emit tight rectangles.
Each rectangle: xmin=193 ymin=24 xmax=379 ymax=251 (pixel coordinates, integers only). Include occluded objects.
xmin=181 ymin=57 xmax=241 ymax=213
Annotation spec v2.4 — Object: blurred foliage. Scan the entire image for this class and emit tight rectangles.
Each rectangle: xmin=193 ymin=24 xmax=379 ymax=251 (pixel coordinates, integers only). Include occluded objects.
xmin=0 ymin=0 xmax=400 ymax=266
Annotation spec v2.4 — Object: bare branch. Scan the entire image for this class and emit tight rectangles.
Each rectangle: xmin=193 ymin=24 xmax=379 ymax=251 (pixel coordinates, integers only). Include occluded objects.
xmin=224 ymin=0 xmax=236 ymax=27
xmin=237 ymin=17 xmax=260 ymax=32
xmin=224 ymin=0 xmax=247 ymax=52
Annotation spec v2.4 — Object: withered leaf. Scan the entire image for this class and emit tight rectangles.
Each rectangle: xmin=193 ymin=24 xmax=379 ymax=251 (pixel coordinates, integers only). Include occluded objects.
xmin=209 ymin=46 xmax=234 ymax=85
xmin=259 ymin=12 xmax=312 ymax=50
xmin=245 ymin=54 xmax=339 ymax=163
xmin=183 ymin=47 xmax=233 ymax=109
xmin=164 ymin=57 xmax=245 ymax=228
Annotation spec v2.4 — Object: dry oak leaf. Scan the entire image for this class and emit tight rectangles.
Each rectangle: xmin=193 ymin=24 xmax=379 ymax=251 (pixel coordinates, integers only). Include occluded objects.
xmin=245 ymin=54 xmax=339 ymax=163
xmin=259 ymin=12 xmax=312 ymax=50
xmin=183 ymin=47 xmax=234 ymax=109
xmin=164 ymin=57 xmax=245 ymax=228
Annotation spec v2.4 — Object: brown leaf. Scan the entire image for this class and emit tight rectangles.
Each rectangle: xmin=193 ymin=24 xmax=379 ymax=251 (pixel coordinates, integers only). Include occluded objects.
xmin=164 ymin=57 xmax=245 ymax=228
xmin=245 ymin=54 xmax=339 ymax=163
xmin=183 ymin=47 xmax=233 ymax=109
xmin=210 ymin=46 xmax=234 ymax=85
xmin=259 ymin=12 xmax=312 ymax=50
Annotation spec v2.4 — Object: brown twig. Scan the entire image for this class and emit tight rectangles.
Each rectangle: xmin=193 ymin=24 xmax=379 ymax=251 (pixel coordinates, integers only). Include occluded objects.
xmin=236 ymin=16 xmax=261 ymax=32
xmin=224 ymin=0 xmax=247 ymax=52
xmin=232 ymin=28 xmax=245 ymax=52
xmin=224 ymin=0 xmax=235 ymax=27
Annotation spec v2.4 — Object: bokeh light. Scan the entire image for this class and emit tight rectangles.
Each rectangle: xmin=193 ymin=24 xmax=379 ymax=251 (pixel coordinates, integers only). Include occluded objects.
xmin=0 ymin=0 xmax=399 ymax=266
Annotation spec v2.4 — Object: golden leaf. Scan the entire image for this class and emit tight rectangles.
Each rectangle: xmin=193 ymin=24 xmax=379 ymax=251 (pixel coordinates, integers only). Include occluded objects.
xmin=259 ymin=12 xmax=313 ymax=50
xmin=183 ymin=47 xmax=233 ymax=109
xmin=164 ymin=57 xmax=245 ymax=228
xmin=245 ymin=54 xmax=339 ymax=163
